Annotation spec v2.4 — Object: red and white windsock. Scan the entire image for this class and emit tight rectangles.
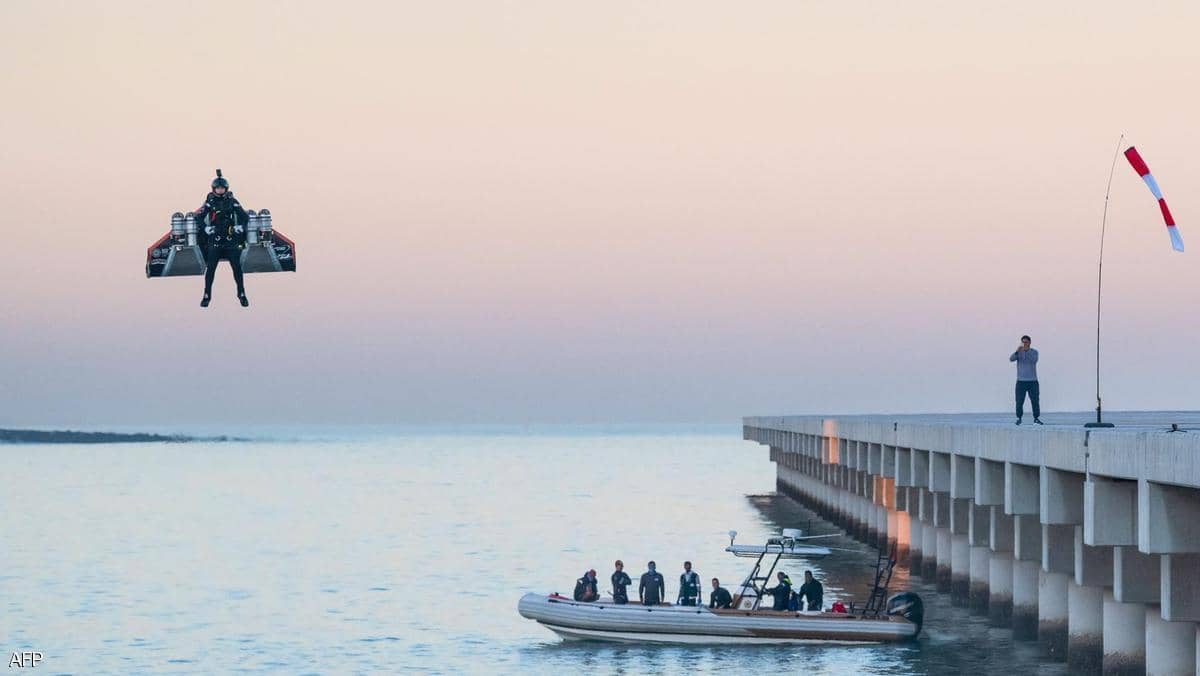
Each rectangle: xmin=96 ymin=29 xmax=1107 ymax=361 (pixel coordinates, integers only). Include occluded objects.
xmin=1124 ymin=146 xmax=1184 ymax=252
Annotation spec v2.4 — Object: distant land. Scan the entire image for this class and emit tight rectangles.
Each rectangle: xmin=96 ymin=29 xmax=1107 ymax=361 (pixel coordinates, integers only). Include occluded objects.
xmin=0 ymin=429 xmax=242 ymax=444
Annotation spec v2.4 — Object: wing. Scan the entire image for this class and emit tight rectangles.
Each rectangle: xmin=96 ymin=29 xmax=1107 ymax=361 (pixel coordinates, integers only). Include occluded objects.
xmin=146 ymin=209 xmax=297 ymax=277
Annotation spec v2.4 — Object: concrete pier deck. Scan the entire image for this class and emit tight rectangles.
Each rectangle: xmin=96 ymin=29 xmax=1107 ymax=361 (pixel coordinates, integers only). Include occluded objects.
xmin=744 ymin=412 xmax=1200 ymax=676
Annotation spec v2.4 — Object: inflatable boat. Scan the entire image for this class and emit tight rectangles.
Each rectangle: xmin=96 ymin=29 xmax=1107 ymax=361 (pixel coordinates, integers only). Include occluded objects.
xmin=518 ymin=530 xmax=923 ymax=645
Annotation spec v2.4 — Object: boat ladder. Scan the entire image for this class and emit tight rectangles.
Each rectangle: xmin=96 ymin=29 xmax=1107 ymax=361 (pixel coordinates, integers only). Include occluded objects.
xmin=861 ymin=541 xmax=898 ymax=618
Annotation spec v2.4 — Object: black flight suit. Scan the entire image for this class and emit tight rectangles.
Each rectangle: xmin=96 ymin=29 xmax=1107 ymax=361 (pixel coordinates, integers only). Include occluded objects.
xmin=611 ymin=570 xmax=632 ymax=605
xmin=573 ymin=574 xmax=598 ymax=602
xmin=709 ymin=586 xmax=733 ymax=609
xmin=798 ymin=579 xmax=824 ymax=611
xmin=639 ymin=570 xmax=665 ymax=606
xmin=195 ymin=191 xmax=249 ymax=297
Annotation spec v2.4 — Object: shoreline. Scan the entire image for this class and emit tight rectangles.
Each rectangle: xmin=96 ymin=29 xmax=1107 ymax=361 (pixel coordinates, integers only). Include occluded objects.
xmin=0 ymin=428 xmax=240 ymax=444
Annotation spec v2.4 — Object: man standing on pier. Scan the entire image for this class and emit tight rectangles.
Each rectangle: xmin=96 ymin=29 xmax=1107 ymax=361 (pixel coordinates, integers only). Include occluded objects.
xmin=1010 ymin=335 xmax=1042 ymax=425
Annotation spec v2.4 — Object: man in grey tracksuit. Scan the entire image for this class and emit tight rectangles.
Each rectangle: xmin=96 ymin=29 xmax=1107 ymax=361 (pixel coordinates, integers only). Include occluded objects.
xmin=1010 ymin=335 xmax=1041 ymax=425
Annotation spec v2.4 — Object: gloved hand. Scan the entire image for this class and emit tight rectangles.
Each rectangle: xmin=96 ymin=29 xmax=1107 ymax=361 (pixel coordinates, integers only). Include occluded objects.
xmin=234 ymin=225 xmax=244 ymax=234
xmin=205 ymin=225 xmax=215 ymax=235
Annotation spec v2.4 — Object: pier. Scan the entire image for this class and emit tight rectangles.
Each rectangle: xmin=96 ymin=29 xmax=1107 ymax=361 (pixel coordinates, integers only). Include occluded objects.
xmin=744 ymin=412 xmax=1200 ymax=675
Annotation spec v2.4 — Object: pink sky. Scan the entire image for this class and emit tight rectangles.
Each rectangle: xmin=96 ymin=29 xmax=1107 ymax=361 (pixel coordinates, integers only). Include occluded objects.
xmin=2 ymin=1 xmax=1200 ymax=425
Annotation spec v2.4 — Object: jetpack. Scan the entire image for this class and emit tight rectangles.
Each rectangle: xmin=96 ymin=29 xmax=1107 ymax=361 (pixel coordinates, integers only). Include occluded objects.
xmin=145 ymin=209 xmax=296 ymax=278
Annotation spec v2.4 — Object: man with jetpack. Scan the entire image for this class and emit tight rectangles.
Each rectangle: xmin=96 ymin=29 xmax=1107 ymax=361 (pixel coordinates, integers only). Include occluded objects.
xmin=193 ymin=169 xmax=250 ymax=307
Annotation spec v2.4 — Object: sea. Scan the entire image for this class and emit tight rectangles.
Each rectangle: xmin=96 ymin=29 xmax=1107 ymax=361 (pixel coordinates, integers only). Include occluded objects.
xmin=1 ymin=425 xmax=1067 ymax=674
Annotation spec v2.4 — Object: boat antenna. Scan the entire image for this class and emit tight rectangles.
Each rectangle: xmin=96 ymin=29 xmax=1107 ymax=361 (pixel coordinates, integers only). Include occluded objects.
xmin=728 ymin=530 xmax=737 ymax=546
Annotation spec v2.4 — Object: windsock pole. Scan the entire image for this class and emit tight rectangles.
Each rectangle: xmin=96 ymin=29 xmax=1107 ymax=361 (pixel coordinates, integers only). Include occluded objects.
xmin=1086 ymin=135 xmax=1123 ymax=429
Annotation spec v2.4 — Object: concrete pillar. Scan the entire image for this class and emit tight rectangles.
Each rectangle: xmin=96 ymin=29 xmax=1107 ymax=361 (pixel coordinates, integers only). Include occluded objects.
xmin=951 ymin=534 xmax=970 ymax=606
xmin=949 ymin=497 xmax=970 ymax=605
xmin=1114 ymin=546 xmax=1161 ymax=604
xmin=1085 ymin=478 xmax=1137 ymax=547
xmin=878 ymin=502 xmax=891 ymax=551
xmin=989 ymin=552 xmax=1014 ymax=626
xmin=1015 ymin=514 xmax=1043 ymax=563
xmin=1067 ymin=580 xmax=1104 ymax=673
xmin=1160 ymin=553 xmax=1200 ymax=622
xmin=1043 ymin=523 xmax=1075 ymax=575
xmin=991 ymin=507 xmax=1015 ymax=553
xmin=1041 ymin=467 xmax=1085 ymax=525
xmin=1039 ymin=569 xmax=1070 ymax=660
xmin=930 ymin=452 xmax=951 ymax=493
xmin=909 ymin=508 xmax=924 ymax=573
xmin=910 ymin=449 xmax=930 ymax=490
xmin=1138 ymin=480 xmax=1200 ymax=555
xmin=967 ymin=502 xmax=991 ymax=614
xmin=1014 ymin=559 xmax=1040 ymax=639
xmin=895 ymin=447 xmax=912 ymax=487
xmin=1144 ymin=607 xmax=1195 ymax=676
xmin=951 ymin=453 xmax=975 ymax=500
xmin=1103 ymin=590 xmax=1146 ymax=675
xmin=867 ymin=442 xmax=882 ymax=475
xmin=894 ymin=509 xmax=910 ymax=567
xmin=1076 ymin=525 xmax=1114 ymax=588
xmin=970 ymin=545 xmax=990 ymax=614
xmin=1006 ymin=462 xmax=1040 ymax=516
xmin=868 ymin=487 xmax=879 ymax=542
xmin=921 ymin=518 xmax=937 ymax=580
xmin=936 ymin=528 xmax=952 ymax=592
xmin=838 ymin=481 xmax=848 ymax=527
xmin=933 ymin=491 xmax=951 ymax=588
xmin=857 ymin=493 xmax=869 ymax=542
xmin=976 ymin=457 xmax=1005 ymax=507
xmin=876 ymin=503 xmax=889 ymax=550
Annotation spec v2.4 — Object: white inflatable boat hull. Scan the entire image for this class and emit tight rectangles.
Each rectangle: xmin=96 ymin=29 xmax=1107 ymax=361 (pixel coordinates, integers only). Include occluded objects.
xmin=518 ymin=593 xmax=918 ymax=645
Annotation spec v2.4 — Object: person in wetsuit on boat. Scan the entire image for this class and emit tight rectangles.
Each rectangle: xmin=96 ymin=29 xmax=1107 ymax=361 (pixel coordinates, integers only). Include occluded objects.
xmin=798 ymin=570 xmax=824 ymax=611
xmin=764 ymin=571 xmax=793 ymax=611
xmin=194 ymin=169 xmax=250 ymax=307
xmin=611 ymin=560 xmax=632 ymax=605
xmin=639 ymin=561 xmax=665 ymax=606
xmin=573 ymin=569 xmax=599 ymax=602
xmin=709 ymin=578 xmax=733 ymax=609
xmin=677 ymin=561 xmax=701 ymax=606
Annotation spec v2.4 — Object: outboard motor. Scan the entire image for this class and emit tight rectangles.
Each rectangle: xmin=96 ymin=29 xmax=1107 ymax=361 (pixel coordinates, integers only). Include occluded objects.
xmin=886 ymin=592 xmax=924 ymax=636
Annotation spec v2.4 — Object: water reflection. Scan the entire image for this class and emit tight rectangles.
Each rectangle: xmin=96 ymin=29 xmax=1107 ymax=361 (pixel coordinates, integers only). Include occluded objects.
xmin=2 ymin=431 xmax=1068 ymax=674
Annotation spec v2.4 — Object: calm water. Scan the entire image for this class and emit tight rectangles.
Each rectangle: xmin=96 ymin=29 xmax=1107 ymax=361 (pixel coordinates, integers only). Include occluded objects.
xmin=2 ymin=428 xmax=1066 ymax=674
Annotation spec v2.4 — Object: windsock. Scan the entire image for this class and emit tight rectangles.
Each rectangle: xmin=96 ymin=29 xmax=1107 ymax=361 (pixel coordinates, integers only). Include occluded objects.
xmin=1124 ymin=146 xmax=1184 ymax=252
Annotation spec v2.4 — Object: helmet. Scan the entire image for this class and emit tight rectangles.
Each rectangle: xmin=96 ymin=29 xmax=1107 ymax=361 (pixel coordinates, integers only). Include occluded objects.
xmin=211 ymin=168 xmax=229 ymax=190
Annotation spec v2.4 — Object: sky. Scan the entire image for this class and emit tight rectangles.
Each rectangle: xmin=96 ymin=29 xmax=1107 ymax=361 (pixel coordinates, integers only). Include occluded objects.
xmin=2 ymin=1 xmax=1200 ymax=426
